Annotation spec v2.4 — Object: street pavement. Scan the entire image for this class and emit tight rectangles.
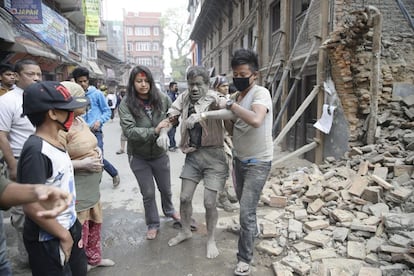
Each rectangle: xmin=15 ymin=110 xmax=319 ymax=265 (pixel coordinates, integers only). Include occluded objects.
xmin=7 ymin=115 xmax=274 ymax=276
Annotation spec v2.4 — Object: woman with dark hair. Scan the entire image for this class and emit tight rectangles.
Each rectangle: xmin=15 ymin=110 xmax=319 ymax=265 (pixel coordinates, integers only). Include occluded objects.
xmin=118 ymin=65 xmax=179 ymax=240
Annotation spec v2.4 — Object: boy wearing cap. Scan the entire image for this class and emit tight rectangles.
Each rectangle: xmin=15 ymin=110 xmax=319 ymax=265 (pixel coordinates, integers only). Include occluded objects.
xmin=18 ymin=81 xmax=89 ymax=275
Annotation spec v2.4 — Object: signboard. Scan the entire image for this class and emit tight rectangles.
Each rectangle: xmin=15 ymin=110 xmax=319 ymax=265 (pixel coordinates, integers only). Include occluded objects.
xmin=27 ymin=3 xmax=69 ymax=55
xmin=85 ymin=15 xmax=100 ymax=36
xmin=83 ymin=0 xmax=100 ymax=36
xmin=5 ymin=0 xmax=43 ymax=24
xmin=83 ymin=0 xmax=100 ymax=16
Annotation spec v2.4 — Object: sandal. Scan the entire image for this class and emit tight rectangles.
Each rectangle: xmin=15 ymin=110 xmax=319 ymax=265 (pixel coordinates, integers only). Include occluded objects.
xmin=146 ymin=228 xmax=158 ymax=240
xmin=234 ymin=261 xmax=250 ymax=276
xmin=171 ymin=218 xmax=198 ymax=232
xmin=171 ymin=212 xmax=180 ymax=221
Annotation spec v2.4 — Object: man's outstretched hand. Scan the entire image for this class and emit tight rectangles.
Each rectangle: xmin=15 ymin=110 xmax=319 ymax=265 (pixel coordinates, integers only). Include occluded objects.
xmin=34 ymin=186 xmax=73 ymax=218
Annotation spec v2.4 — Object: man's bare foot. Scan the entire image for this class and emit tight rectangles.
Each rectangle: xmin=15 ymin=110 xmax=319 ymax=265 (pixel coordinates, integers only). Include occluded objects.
xmin=206 ymin=240 xmax=219 ymax=259
xmin=168 ymin=231 xmax=192 ymax=246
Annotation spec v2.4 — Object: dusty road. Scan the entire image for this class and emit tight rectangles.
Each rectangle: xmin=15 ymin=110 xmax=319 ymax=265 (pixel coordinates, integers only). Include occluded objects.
xmin=7 ymin=116 xmax=275 ymax=276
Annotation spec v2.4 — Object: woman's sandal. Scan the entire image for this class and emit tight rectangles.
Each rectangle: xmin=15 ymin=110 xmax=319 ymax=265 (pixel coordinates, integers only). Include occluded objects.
xmin=146 ymin=229 xmax=158 ymax=240
xmin=234 ymin=261 xmax=250 ymax=276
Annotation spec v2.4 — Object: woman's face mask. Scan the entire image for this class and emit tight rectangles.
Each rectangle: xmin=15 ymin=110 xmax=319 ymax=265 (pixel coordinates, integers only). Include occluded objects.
xmin=233 ymin=74 xmax=253 ymax=92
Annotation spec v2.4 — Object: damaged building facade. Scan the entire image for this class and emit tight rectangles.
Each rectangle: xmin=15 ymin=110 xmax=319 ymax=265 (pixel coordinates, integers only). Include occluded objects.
xmin=188 ymin=0 xmax=414 ymax=163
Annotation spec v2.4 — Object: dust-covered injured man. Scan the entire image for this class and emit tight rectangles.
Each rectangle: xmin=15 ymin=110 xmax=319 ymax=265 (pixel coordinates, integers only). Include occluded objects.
xmin=167 ymin=66 xmax=228 ymax=259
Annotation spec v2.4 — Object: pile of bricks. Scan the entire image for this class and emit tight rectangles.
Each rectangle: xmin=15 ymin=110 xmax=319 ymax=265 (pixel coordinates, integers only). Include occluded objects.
xmin=220 ymin=90 xmax=414 ymax=275
xmin=247 ymin=90 xmax=414 ymax=275
xmin=256 ymin=152 xmax=413 ymax=275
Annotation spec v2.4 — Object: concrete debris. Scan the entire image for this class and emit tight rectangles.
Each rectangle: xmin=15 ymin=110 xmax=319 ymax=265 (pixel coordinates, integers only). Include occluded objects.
xmin=222 ymin=136 xmax=414 ymax=275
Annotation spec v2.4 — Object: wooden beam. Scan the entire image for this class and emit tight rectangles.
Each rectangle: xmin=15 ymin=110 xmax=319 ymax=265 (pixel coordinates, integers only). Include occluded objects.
xmin=272 ymin=37 xmax=320 ymax=133
xmin=273 ymin=140 xmax=319 ymax=166
xmin=274 ymin=85 xmax=320 ymax=146
xmin=271 ymin=0 xmax=317 ymax=108
xmin=366 ymin=6 xmax=382 ymax=144
xmin=314 ymin=0 xmax=330 ymax=164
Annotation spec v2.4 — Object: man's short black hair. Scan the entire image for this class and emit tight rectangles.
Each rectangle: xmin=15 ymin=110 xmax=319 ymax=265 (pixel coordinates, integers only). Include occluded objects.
xmin=169 ymin=81 xmax=177 ymax=88
xmin=0 ymin=63 xmax=14 ymax=75
xmin=231 ymin=48 xmax=259 ymax=72
xmin=14 ymin=59 xmax=39 ymax=74
xmin=71 ymin=67 xmax=90 ymax=80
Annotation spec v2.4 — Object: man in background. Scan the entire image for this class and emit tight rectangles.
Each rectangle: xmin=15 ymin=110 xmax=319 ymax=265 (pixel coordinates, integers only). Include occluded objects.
xmin=0 ymin=64 xmax=15 ymax=96
xmin=167 ymin=82 xmax=179 ymax=151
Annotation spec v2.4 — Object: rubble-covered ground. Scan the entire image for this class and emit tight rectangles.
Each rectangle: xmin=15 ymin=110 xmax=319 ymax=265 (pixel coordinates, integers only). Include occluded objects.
xmin=222 ymin=93 xmax=414 ymax=275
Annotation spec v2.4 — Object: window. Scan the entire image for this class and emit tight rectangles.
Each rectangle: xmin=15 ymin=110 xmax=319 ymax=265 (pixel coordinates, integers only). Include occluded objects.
xmin=69 ymin=30 xmax=78 ymax=52
xmin=271 ymin=0 xmax=281 ymax=33
xmin=293 ymin=0 xmax=310 ymax=43
xmin=87 ymin=41 xmax=97 ymax=59
xmin=228 ymin=3 xmax=233 ymax=31
xmin=228 ymin=42 xmax=233 ymax=65
xmin=127 ymin=42 xmax=133 ymax=51
xmin=153 ymin=27 xmax=159 ymax=36
xmin=218 ymin=20 xmax=222 ymax=42
xmin=218 ymin=51 xmax=222 ymax=74
xmin=135 ymin=27 xmax=151 ymax=36
xmin=127 ymin=27 xmax=133 ymax=36
xmin=248 ymin=26 xmax=254 ymax=50
xmin=294 ymin=0 xmax=310 ymax=17
xmin=153 ymin=42 xmax=159 ymax=51
xmin=240 ymin=0 xmax=245 ymax=21
xmin=136 ymin=42 xmax=152 ymax=51
xmin=270 ymin=0 xmax=282 ymax=55
xmin=249 ymin=0 xmax=253 ymax=9
xmin=78 ymin=34 xmax=87 ymax=58
xmin=137 ymin=57 xmax=153 ymax=66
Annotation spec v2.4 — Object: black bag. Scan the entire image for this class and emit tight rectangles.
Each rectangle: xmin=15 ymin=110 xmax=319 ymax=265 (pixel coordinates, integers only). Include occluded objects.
xmin=108 ymin=99 xmax=113 ymax=106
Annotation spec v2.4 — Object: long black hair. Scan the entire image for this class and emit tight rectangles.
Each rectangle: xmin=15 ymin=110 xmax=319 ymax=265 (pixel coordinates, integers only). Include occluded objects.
xmin=125 ymin=65 xmax=162 ymax=118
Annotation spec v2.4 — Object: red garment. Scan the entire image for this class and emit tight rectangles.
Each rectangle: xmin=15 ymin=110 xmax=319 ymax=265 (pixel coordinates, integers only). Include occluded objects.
xmin=81 ymin=220 xmax=102 ymax=265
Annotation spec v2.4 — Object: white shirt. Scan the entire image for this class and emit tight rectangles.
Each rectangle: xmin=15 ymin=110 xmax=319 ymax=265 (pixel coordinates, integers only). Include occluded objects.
xmin=232 ymin=85 xmax=274 ymax=162
xmin=0 ymin=86 xmax=35 ymax=157
xmin=106 ymin=94 xmax=117 ymax=109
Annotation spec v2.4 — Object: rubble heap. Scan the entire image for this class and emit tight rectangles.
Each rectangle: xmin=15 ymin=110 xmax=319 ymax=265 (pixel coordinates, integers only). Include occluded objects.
xmin=242 ymin=91 xmax=414 ymax=276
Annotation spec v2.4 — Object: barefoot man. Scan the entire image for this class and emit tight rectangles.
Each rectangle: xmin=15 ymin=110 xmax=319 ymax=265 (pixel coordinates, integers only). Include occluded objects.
xmin=167 ymin=66 xmax=228 ymax=259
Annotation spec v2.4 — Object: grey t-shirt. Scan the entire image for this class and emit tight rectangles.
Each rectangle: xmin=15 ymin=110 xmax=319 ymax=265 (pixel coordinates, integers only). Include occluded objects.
xmin=232 ymin=85 xmax=274 ymax=162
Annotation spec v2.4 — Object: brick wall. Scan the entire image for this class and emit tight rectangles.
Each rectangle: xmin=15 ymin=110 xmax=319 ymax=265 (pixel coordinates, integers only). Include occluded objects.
xmin=327 ymin=0 xmax=414 ymax=145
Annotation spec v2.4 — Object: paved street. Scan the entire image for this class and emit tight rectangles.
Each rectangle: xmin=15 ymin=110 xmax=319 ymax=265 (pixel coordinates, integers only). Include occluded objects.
xmin=7 ymin=115 xmax=274 ymax=276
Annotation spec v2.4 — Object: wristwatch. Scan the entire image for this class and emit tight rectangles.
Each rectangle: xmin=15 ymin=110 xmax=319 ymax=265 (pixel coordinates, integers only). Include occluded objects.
xmin=226 ymin=99 xmax=234 ymax=110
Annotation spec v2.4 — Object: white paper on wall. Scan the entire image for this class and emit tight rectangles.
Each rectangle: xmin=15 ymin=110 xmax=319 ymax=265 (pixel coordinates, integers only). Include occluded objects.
xmin=313 ymin=104 xmax=336 ymax=134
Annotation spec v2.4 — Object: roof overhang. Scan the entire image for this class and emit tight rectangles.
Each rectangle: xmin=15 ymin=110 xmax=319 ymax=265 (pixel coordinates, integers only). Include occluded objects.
xmin=189 ymin=0 xmax=222 ymax=42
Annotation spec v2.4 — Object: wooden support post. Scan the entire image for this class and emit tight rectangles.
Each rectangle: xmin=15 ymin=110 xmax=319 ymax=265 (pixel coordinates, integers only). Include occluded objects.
xmin=272 ymin=37 xmax=320 ymax=133
xmin=314 ymin=0 xmax=330 ymax=164
xmin=273 ymin=141 xmax=319 ymax=166
xmin=272 ymin=0 xmax=317 ymax=108
xmin=264 ymin=32 xmax=284 ymax=87
xmin=274 ymin=86 xmax=320 ymax=146
xmin=366 ymin=6 xmax=382 ymax=144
